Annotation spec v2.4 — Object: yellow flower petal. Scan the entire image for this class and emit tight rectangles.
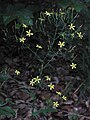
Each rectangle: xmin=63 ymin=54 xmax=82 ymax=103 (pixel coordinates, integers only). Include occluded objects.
xmin=45 ymin=11 xmax=51 ymax=16
xmin=58 ymin=41 xmax=65 ymax=48
xmin=56 ymin=91 xmax=62 ymax=96
xmin=69 ymin=23 xmax=75 ymax=30
xmin=22 ymin=24 xmax=28 ymax=28
xmin=19 ymin=37 xmax=26 ymax=43
xmin=62 ymin=95 xmax=67 ymax=101
xmin=15 ymin=70 xmax=20 ymax=75
xmin=26 ymin=30 xmax=33 ymax=37
xmin=36 ymin=44 xmax=42 ymax=49
xmin=45 ymin=76 xmax=51 ymax=81
xmin=77 ymin=32 xmax=83 ymax=39
xmin=70 ymin=63 xmax=77 ymax=69
xmin=53 ymin=101 xmax=59 ymax=107
xmin=48 ymin=83 xmax=54 ymax=90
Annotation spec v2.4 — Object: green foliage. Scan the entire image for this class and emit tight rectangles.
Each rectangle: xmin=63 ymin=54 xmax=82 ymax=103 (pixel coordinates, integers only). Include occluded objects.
xmin=0 ymin=3 xmax=37 ymax=25
xmin=33 ymin=9 xmax=82 ymax=64
xmin=0 ymin=100 xmax=15 ymax=116
xmin=71 ymin=0 xmax=87 ymax=12
xmin=68 ymin=112 xmax=79 ymax=120
xmin=32 ymin=107 xmax=56 ymax=117
xmin=84 ymin=0 xmax=90 ymax=3
xmin=0 ymin=71 xmax=15 ymax=117
xmin=0 ymin=72 xmax=9 ymax=82
xmin=0 ymin=106 xmax=15 ymax=116
xmin=58 ymin=0 xmax=87 ymax=12
xmin=0 ymin=0 xmax=90 ymax=118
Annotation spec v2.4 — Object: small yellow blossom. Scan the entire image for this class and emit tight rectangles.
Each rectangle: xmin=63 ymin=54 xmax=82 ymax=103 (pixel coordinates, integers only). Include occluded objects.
xmin=19 ymin=37 xmax=26 ymax=43
xmin=60 ymin=12 xmax=65 ymax=15
xmin=58 ymin=41 xmax=65 ymax=48
xmin=26 ymin=30 xmax=33 ymax=37
xmin=29 ymin=76 xmax=41 ymax=86
xmin=45 ymin=11 xmax=51 ymax=16
xmin=69 ymin=23 xmax=75 ymax=30
xmin=38 ymin=18 xmax=45 ymax=21
xmin=71 ymin=33 xmax=75 ymax=38
xmin=34 ymin=76 xmax=41 ymax=83
xmin=62 ymin=95 xmax=67 ymax=101
xmin=22 ymin=24 xmax=28 ymax=28
xmin=48 ymin=83 xmax=54 ymax=90
xmin=77 ymin=32 xmax=83 ymax=39
xmin=15 ymin=70 xmax=20 ymax=75
xmin=29 ymin=79 xmax=35 ymax=86
xmin=70 ymin=63 xmax=77 ymax=69
xmin=45 ymin=76 xmax=51 ymax=81
xmin=59 ymin=9 xmax=65 ymax=15
xmin=56 ymin=91 xmax=62 ymax=96
xmin=53 ymin=101 xmax=59 ymax=107
xmin=36 ymin=44 xmax=42 ymax=49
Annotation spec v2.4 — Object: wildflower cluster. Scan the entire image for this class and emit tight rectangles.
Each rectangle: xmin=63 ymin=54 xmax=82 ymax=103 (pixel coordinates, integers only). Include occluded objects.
xmin=18 ymin=24 xmax=44 ymax=51
xmin=44 ymin=76 xmax=67 ymax=108
xmin=29 ymin=76 xmax=41 ymax=86
xmin=68 ymin=23 xmax=83 ymax=39
xmin=18 ymin=24 xmax=34 ymax=44
xmin=15 ymin=8 xmax=84 ymax=111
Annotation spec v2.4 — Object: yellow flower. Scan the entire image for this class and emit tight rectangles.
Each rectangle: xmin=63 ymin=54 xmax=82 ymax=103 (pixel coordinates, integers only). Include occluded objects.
xmin=29 ymin=76 xmax=41 ymax=86
xmin=60 ymin=12 xmax=65 ymax=15
xmin=45 ymin=76 xmax=51 ymax=81
xmin=59 ymin=9 xmax=65 ymax=15
xmin=45 ymin=11 xmax=51 ymax=16
xmin=36 ymin=44 xmax=42 ymax=49
xmin=69 ymin=23 xmax=75 ymax=30
xmin=26 ymin=30 xmax=33 ymax=37
xmin=19 ymin=37 xmax=26 ymax=43
xmin=62 ymin=95 xmax=67 ymax=101
xmin=22 ymin=24 xmax=28 ymax=28
xmin=38 ymin=18 xmax=45 ymax=21
xmin=77 ymin=32 xmax=83 ymax=39
xmin=15 ymin=70 xmax=20 ymax=75
xmin=71 ymin=33 xmax=75 ymax=38
xmin=48 ymin=83 xmax=54 ymax=90
xmin=70 ymin=63 xmax=77 ymax=69
xmin=29 ymin=79 xmax=35 ymax=86
xmin=58 ymin=41 xmax=65 ymax=48
xmin=34 ymin=76 xmax=41 ymax=83
xmin=53 ymin=101 xmax=59 ymax=107
xmin=56 ymin=91 xmax=62 ymax=96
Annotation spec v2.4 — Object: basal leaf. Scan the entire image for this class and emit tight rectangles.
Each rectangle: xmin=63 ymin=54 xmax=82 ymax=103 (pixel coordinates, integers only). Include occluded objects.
xmin=0 ymin=106 xmax=15 ymax=116
xmin=0 ymin=72 xmax=9 ymax=82
xmin=32 ymin=107 xmax=56 ymax=117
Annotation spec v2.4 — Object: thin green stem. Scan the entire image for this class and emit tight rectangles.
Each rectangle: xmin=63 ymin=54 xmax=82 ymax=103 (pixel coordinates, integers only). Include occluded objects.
xmin=24 ymin=44 xmax=43 ymax=63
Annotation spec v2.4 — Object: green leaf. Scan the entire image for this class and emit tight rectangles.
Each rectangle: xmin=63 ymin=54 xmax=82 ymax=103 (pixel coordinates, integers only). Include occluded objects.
xmin=17 ymin=9 xmax=33 ymax=25
xmin=85 ymin=0 xmax=90 ymax=3
xmin=32 ymin=108 xmax=56 ymax=117
xmin=0 ymin=100 xmax=4 ymax=107
xmin=0 ymin=72 xmax=9 ymax=82
xmin=15 ymin=23 xmax=21 ymax=29
xmin=0 ymin=106 xmax=15 ymax=116
xmin=58 ymin=0 xmax=71 ymax=8
xmin=71 ymin=0 xmax=87 ymax=12
xmin=3 ymin=15 xmax=16 ymax=25
xmin=1 ymin=4 xmax=33 ymax=25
